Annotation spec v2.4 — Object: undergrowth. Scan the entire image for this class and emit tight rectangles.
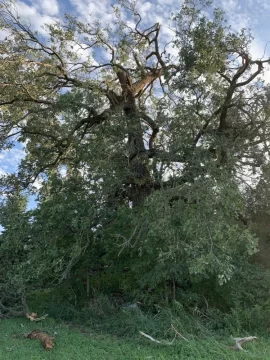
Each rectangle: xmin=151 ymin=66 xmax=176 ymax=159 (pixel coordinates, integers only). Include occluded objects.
xmin=0 ymin=313 xmax=269 ymax=360
xmin=27 ymin=288 xmax=270 ymax=339
xmin=0 ymin=288 xmax=269 ymax=359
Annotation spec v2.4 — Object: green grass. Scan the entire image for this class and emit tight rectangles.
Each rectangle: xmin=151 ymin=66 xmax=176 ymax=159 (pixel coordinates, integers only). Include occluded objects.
xmin=0 ymin=317 xmax=269 ymax=360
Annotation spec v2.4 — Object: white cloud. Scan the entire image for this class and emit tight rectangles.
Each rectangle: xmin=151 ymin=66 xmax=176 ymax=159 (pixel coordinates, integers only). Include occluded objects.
xmin=219 ymin=0 xmax=251 ymax=31
xmin=0 ymin=147 xmax=25 ymax=175
xmin=69 ymin=0 xmax=114 ymax=23
xmin=32 ymin=177 xmax=42 ymax=190
xmin=32 ymin=0 xmax=59 ymax=16
xmin=14 ymin=0 xmax=59 ymax=34
xmin=59 ymin=166 xmax=67 ymax=177
xmin=247 ymin=0 xmax=270 ymax=12
xmin=221 ymin=0 xmax=239 ymax=13
xmin=0 ymin=29 xmax=9 ymax=41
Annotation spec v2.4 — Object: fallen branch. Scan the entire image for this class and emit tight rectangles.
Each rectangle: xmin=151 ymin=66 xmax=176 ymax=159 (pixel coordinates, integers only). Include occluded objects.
xmin=26 ymin=329 xmax=55 ymax=350
xmin=139 ymin=331 xmax=163 ymax=344
xmin=139 ymin=324 xmax=189 ymax=345
xmin=139 ymin=330 xmax=180 ymax=345
xmin=171 ymin=324 xmax=189 ymax=342
xmin=229 ymin=336 xmax=257 ymax=351
xmin=26 ymin=312 xmax=48 ymax=321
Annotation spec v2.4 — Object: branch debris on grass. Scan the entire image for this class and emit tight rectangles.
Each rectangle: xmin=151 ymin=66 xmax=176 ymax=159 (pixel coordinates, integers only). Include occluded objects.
xmin=229 ymin=336 xmax=257 ymax=351
xmin=26 ymin=312 xmax=48 ymax=321
xmin=139 ymin=324 xmax=189 ymax=345
xmin=26 ymin=329 xmax=55 ymax=350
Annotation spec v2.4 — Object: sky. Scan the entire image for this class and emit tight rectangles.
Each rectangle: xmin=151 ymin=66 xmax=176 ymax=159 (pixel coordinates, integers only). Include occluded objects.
xmin=1 ymin=0 xmax=270 ymax=211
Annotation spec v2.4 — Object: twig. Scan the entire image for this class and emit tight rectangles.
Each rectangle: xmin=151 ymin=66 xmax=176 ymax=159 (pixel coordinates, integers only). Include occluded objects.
xmin=171 ymin=324 xmax=189 ymax=342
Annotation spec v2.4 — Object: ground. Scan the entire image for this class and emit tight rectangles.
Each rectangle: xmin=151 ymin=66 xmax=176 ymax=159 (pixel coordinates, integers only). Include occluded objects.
xmin=0 ymin=317 xmax=269 ymax=360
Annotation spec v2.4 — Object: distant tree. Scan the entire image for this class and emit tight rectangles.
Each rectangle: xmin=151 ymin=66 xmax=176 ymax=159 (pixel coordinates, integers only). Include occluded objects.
xmin=0 ymin=0 xmax=269 ymax=306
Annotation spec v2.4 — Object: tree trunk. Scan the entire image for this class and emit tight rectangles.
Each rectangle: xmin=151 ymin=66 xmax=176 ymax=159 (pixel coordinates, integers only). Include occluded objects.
xmin=114 ymin=71 xmax=154 ymax=206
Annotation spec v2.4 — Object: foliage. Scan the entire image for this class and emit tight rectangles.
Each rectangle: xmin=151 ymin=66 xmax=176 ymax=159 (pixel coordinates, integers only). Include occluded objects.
xmin=0 ymin=0 xmax=270 ymax=311
xmin=0 ymin=194 xmax=31 ymax=311
xmin=25 ymin=289 xmax=270 ymax=337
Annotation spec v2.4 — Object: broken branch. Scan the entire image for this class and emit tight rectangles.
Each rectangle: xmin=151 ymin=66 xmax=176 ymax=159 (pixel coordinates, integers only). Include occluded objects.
xmin=229 ymin=336 xmax=257 ymax=351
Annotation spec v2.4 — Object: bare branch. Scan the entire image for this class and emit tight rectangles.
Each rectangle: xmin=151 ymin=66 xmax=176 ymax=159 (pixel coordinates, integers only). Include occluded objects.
xmin=236 ymin=60 xmax=264 ymax=87
xmin=140 ymin=112 xmax=159 ymax=149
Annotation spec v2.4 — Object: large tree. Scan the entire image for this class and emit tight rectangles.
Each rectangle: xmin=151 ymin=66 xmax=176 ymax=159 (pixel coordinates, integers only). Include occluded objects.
xmin=0 ymin=0 xmax=270 ymax=306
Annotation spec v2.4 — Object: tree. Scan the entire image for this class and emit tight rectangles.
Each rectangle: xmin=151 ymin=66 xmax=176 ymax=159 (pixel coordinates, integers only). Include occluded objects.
xmin=0 ymin=0 xmax=269 ymax=305
xmin=0 ymin=193 xmax=31 ymax=315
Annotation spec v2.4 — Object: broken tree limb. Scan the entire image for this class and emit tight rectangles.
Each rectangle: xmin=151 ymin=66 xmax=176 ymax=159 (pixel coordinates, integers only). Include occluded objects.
xmin=139 ymin=331 xmax=162 ymax=344
xmin=26 ymin=312 xmax=48 ymax=321
xmin=229 ymin=336 xmax=257 ymax=351
xmin=139 ymin=329 xmax=187 ymax=345
xmin=26 ymin=329 xmax=55 ymax=350
xmin=0 ymin=297 xmax=47 ymax=322
xmin=171 ymin=324 xmax=189 ymax=342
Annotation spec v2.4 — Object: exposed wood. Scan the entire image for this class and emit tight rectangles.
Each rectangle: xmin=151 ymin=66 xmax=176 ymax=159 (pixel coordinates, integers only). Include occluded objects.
xmin=26 ymin=329 xmax=55 ymax=350
xmin=229 ymin=336 xmax=257 ymax=351
xmin=26 ymin=312 xmax=48 ymax=321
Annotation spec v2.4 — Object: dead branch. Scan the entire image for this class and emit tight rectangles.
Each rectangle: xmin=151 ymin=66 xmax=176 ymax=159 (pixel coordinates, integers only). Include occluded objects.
xmin=26 ymin=312 xmax=48 ymax=321
xmin=132 ymin=69 xmax=163 ymax=96
xmin=26 ymin=329 xmax=55 ymax=350
xmin=0 ymin=295 xmax=46 ymax=321
xmin=139 ymin=328 xmax=187 ymax=345
xmin=139 ymin=331 xmax=163 ymax=344
xmin=140 ymin=112 xmax=159 ymax=150
xmin=218 ymin=53 xmax=265 ymax=132
xmin=229 ymin=336 xmax=257 ymax=351
xmin=171 ymin=324 xmax=189 ymax=342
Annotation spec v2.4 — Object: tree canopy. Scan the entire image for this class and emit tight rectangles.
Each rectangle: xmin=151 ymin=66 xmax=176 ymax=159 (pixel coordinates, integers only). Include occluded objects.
xmin=0 ymin=0 xmax=270 ymax=311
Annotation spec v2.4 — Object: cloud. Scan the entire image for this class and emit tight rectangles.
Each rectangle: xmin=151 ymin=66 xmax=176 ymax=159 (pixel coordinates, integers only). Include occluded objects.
xmin=13 ymin=0 xmax=59 ymax=34
xmin=219 ymin=0 xmax=270 ymax=33
xmin=32 ymin=0 xmax=59 ymax=16
xmin=0 ymin=147 xmax=25 ymax=175
xmin=32 ymin=177 xmax=42 ymax=190
xmin=69 ymin=0 xmax=114 ymax=23
xmin=0 ymin=29 xmax=9 ymax=41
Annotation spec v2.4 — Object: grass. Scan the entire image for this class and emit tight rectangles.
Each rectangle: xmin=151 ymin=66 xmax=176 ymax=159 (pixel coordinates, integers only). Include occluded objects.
xmin=1 ymin=290 xmax=269 ymax=359
xmin=1 ymin=316 xmax=270 ymax=360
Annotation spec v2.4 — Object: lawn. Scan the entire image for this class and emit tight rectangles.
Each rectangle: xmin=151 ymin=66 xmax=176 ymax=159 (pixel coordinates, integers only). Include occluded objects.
xmin=0 ymin=317 xmax=269 ymax=360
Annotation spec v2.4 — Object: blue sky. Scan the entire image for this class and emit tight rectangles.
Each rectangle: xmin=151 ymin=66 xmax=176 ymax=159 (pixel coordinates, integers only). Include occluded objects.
xmin=1 ymin=0 xmax=270 ymax=211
